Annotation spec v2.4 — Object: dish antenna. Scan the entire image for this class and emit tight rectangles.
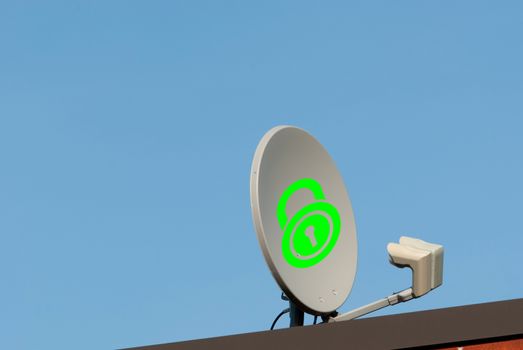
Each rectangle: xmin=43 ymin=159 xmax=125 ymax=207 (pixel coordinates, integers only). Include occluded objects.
xmin=250 ymin=125 xmax=444 ymax=328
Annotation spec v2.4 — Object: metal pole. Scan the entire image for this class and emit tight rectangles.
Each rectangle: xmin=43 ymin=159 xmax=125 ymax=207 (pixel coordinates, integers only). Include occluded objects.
xmin=289 ymin=301 xmax=304 ymax=327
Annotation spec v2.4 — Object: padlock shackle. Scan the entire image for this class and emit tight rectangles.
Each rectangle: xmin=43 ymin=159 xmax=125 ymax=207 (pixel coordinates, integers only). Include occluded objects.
xmin=277 ymin=178 xmax=326 ymax=230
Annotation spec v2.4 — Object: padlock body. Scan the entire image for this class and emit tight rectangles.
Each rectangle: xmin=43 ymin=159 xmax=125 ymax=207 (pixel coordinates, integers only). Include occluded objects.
xmin=282 ymin=201 xmax=341 ymax=268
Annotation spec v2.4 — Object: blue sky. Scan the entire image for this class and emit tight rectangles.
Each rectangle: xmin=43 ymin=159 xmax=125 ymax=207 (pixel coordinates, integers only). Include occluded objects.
xmin=1 ymin=1 xmax=522 ymax=349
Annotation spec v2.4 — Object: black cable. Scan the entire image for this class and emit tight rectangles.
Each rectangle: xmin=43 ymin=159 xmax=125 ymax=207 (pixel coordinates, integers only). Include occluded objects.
xmin=270 ymin=307 xmax=290 ymax=330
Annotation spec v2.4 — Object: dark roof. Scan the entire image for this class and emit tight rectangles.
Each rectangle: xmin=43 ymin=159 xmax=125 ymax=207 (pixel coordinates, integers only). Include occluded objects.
xmin=126 ymin=298 xmax=523 ymax=350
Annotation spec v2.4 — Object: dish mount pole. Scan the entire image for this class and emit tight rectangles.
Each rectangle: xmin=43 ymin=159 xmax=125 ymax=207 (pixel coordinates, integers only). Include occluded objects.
xmin=289 ymin=301 xmax=304 ymax=327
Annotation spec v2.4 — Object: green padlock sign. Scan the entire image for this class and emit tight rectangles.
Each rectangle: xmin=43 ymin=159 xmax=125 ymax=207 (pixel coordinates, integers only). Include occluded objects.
xmin=277 ymin=178 xmax=341 ymax=268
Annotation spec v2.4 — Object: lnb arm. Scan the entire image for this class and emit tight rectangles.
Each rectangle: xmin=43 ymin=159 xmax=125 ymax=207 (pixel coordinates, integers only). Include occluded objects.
xmin=329 ymin=237 xmax=443 ymax=323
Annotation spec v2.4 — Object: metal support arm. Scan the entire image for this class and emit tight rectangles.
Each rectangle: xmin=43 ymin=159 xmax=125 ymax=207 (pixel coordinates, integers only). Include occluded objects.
xmin=329 ymin=288 xmax=414 ymax=323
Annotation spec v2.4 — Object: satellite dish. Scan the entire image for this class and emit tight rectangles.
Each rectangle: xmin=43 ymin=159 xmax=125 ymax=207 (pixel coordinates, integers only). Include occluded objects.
xmin=250 ymin=125 xmax=358 ymax=315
